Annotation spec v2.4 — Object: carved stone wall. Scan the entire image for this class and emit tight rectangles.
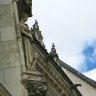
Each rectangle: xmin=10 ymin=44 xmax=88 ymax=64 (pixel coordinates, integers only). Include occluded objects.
xmin=25 ymin=42 xmax=73 ymax=96
xmin=0 ymin=1 xmax=82 ymax=96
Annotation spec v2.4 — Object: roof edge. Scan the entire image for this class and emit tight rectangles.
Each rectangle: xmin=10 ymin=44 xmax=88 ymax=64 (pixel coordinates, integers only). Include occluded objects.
xmin=60 ymin=60 xmax=96 ymax=88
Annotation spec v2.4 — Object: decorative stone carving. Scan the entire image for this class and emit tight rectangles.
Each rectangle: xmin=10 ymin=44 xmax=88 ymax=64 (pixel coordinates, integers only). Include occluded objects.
xmin=20 ymin=12 xmax=34 ymax=70
xmin=32 ymin=20 xmax=44 ymax=46
xmin=50 ymin=43 xmax=61 ymax=66
xmin=37 ymin=59 xmax=69 ymax=95
xmin=50 ymin=43 xmax=58 ymax=57
xmin=26 ymin=81 xmax=47 ymax=96
xmin=17 ymin=0 xmax=32 ymax=20
xmin=33 ymin=20 xmax=39 ymax=31
xmin=31 ymin=51 xmax=39 ymax=70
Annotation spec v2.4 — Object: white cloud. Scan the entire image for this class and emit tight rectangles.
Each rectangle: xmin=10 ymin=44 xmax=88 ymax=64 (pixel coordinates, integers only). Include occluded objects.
xmin=59 ymin=54 xmax=84 ymax=69
xmin=27 ymin=0 xmax=96 ymax=81
xmin=83 ymin=69 xmax=96 ymax=81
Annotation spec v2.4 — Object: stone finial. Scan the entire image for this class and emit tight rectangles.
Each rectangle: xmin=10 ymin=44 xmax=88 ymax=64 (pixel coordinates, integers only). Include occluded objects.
xmin=50 ymin=43 xmax=61 ymax=67
xmin=50 ymin=43 xmax=58 ymax=57
xmin=33 ymin=20 xmax=39 ymax=31
xmin=32 ymin=20 xmax=45 ymax=46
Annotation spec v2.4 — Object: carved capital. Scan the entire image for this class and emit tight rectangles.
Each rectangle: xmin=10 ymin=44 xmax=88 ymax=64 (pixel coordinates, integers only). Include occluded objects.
xmin=25 ymin=81 xmax=47 ymax=96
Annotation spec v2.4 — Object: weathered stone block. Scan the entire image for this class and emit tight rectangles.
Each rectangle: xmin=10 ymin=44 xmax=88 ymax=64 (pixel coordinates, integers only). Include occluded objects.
xmin=0 ymin=0 xmax=12 ymax=5
xmin=0 ymin=27 xmax=16 ymax=41
xmin=0 ymin=70 xmax=4 ymax=84
xmin=0 ymin=40 xmax=20 ymax=69
xmin=0 ymin=4 xmax=15 ymax=28
xmin=4 ymin=67 xmax=23 ymax=96
xmin=4 ymin=68 xmax=21 ymax=84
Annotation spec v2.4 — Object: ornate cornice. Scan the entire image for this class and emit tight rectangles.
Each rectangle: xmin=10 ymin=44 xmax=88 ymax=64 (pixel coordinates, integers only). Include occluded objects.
xmin=37 ymin=57 xmax=69 ymax=96
xmin=21 ymin=28 xmax=82 ymax=96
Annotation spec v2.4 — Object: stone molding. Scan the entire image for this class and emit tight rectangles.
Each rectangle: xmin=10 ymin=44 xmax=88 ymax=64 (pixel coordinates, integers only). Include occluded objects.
xmin=0 ymin=83 xmax=12 ymax=96
xmin=37 ymin=60 xmax=68 ymax=96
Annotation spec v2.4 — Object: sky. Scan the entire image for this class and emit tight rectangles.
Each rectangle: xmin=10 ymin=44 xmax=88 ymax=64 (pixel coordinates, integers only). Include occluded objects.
xmin=27 ymin=0 xmax=96 ymax=81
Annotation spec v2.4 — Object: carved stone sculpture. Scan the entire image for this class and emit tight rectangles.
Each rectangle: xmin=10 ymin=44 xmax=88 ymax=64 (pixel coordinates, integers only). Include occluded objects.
xmin=38 ymin=86 xmax=47 ymax=96
xmin=20 ymin=12 xmax=34 ymax=70
xmin=27 ymin=82 xmax=47 ymax=96
xmin=32 ymin=20 xmax=44 ymax=46
xmin=33 ymin=20 xmax=39 ymax=31
xmin=50 ymin=43 xmax=58 ymax=57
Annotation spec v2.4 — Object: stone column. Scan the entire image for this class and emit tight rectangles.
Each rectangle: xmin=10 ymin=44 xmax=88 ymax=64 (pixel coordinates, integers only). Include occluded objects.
xmin=0 ymin=0 xmax=26 ymax=96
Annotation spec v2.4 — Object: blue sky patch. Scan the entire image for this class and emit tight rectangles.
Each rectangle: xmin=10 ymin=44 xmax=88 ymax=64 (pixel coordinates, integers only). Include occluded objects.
xmin=80 ymin=41 xmax=96 ymax=72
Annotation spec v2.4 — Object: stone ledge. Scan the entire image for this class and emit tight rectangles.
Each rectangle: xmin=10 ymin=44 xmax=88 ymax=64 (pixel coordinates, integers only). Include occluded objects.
xmin=22 ymin=70 xmax=43 ymax=82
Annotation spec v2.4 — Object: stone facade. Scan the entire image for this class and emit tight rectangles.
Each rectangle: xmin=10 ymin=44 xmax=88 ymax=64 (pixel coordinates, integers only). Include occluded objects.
xmin=0 ymin=0 xmax=82 ymax=96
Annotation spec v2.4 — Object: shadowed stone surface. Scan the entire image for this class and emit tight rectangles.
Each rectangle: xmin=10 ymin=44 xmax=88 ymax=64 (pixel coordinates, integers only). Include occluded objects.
xmin=0 ymin=40 xmax=20 ymax=69
xmin=0 ymin=0 xmax=12 ymax=5
xmin=0 ymin=27 xmax=16 ymax=41
xmin=0 ymin=4 xmax=15 ymax=28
